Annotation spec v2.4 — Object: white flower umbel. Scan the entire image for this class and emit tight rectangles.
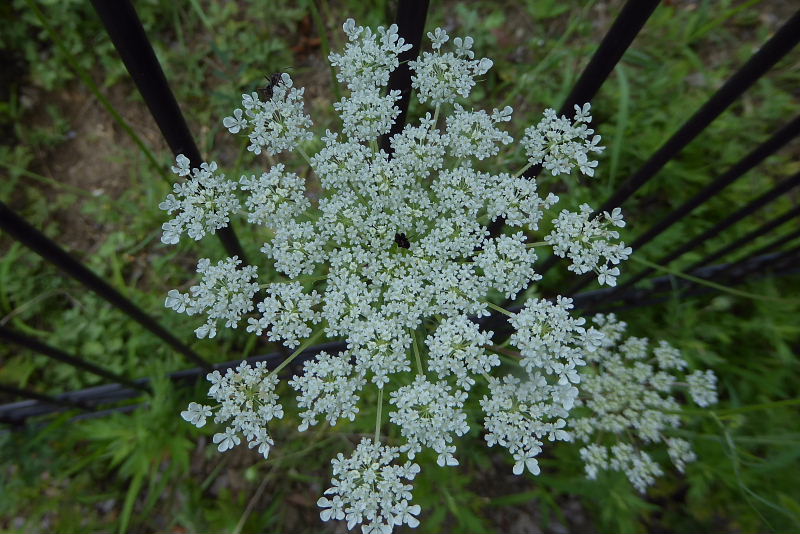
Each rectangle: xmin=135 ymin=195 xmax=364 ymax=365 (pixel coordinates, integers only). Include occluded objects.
xmin=159 ymin=155 xmax=240 ymax=244
xmin=546 ymin=204 xmax=632 ymax=286
xmin=318 ymin=438 xmax=421 ymax=533
xmin=289 ymin=351 xmax=365 ymax=431
xmin=239 ymin=164 xmax=310 ymax=227
xmin=246 ymin=281 xmax=321 ymax=348
xmin=389 ymin=376 xmax=469 ymax=466
xmin=224 ymin=73 xmax=313 ymax=156
xmin=509 ymin=296 xmax=600 ymax=385
xmin=335 ymin=87 xmax=402 ymax=141
xmin=426 ymin=315 xmax=498 ymax=390
xmin=182 ymin=361 xmax=283 ymax=459
xmin=687 ymin=369 xmax=718 ymax=407
xmin=475 ymin=232 xmax=541 ymax=300
xmin=168 ymin=18 xmax=654 ymax=534
xmin=482 ymin=374 xmax=574 ymax=476
xmin=571 ymin=314 xmax=718 ymax=491
xmin=445 ymin=104 xmax=513 ymax=160
xmin=521 ymin=103 xmax=604 ymax=177
xmin=329 ymin=19 xmax=412 ymax=91
xmin=261 ymin=220 xmax=327 ymax=279
xmin=484 ymin=173 xmax=559 ymax=229
xmin=165 ymin=257 xmax=258 ymax=339
xmin=409 ymin=28 xmax=493 ymax=105
xmin=609 ymin=443 xmax=664 ymax=493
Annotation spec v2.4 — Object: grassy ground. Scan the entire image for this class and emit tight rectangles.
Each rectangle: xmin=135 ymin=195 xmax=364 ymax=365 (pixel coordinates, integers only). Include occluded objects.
xmin=1 ymin=0 xmax=799 ymax=532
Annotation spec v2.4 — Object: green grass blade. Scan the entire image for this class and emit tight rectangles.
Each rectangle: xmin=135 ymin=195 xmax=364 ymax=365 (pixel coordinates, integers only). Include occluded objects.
xmin=118 ymin=470 xmax=145 ymax=534
xmin=608 ymin=64 xmax=629 ymax=189
xmin=629 ymin=256 xmax=799 ymax=303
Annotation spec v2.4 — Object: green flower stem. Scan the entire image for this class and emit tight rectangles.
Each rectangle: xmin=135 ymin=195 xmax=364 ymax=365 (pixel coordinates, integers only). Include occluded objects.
xmin=675 ymin=397 xmax=800 ymax=418
xmin=296 ymin=146 xmax=312 ymax=166
xmin=260 ymin=274 xmax=328 ymax=287
xmin=525 ymin=241 xmax=548 ymax=248
xmin=485 ymin=344 xmax=521 ymax=358
xmin=486 ymin=301 xmax=514 ymax=317
xmin=1 ymin=162 xmax=95 ymax=197
xmin=308 ymin=0 xmax=341 ymax=102
xmin=630 ymin=256 xmax=798 ymax=303
xmin=514 ymin=161 xmax=533 ymax=178
xmin=374 ymin=386 xmax=384 ymax=443
xmin=412 ymin=331 xmax=424 ymax=375
xmin=268 ymin=329 xmax=325 ymax=378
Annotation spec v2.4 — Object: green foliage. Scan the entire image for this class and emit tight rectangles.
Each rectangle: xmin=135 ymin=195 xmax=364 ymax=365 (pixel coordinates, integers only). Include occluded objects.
xmin=1 ymin=0 xmax=799 ymax=532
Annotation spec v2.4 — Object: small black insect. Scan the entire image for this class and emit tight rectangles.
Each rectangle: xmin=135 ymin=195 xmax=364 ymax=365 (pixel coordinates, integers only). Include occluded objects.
xmin=258 ymin=72 xmax=285 ymax=101
xmin=394 ymin=232 xmax=411 ymax=249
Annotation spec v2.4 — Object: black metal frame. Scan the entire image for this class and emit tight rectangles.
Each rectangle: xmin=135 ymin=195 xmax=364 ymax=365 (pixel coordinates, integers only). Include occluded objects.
xmin=89 ymin=0 xmax=247 ymax=262
xmin=0 ymin=202 xmax=210 ymax=370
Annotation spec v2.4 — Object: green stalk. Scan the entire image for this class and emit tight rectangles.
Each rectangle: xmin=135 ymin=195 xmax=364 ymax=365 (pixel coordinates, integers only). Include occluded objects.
xmin=268 ymin=329 xmax=325 ymax=378
xmin=412 ymin=330 xmax=424 ymax=375
xmin=0 ymin=161 xmax=96 ymax=197
xmin=514 ymin=161 xmax=533 ymax=177
xmin=630 ymin=256 xmax=798 ymax=303
xmin=486 ymin=301 xmax=514 ymax=317
xmin=374 ymin=386 xmax=384 ymax=443
xmin=307 ymin=0 xmax=341 ymax=101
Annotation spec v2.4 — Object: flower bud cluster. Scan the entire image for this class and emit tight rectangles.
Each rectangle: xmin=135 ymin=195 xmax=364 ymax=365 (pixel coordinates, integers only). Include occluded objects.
xmin=181 ymin=361 xmax=283 ymax=459
xmin=571 ymin=314 xmax=718 ymax=491
xmin=159 ymin=155 xmax=239 ymax=244
xmin=546 ymin=204 xmax=632 ymax=286
xmin=165 ymin=257 xmax=258 ymax=339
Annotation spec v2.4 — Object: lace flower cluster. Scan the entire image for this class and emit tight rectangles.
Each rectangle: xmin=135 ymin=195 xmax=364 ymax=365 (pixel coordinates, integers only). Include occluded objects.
xmin=181 ymin=361 xmax=283 ymax=459
xmin=571 ymin=314 xmax=718 ymax=491
xmin=165 ymin=18 xmax=714 ymax=534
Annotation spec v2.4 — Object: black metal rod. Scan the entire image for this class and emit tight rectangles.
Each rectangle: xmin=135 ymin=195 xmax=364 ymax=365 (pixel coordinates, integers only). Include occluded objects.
xmin=380 ymin=0 xmax=430 ymax=154
xmin=0 ymin=325 xmax=149 ymax=393
xmin=612 ymin=171 xmax=800 ymax=294
xmin=536 ymin=10 xmax=800 ymax=280
xmin=686 ymin=204 xmax=800 ymax=271
xmin=491 ymin=0 xmax=660 ymax=239
xmin=0 ymin=340 xmax=345 ymax=425
xmin=584 ymin=248 xmax=797 ymax=312
xmin=89 ymin=0 xmax=247 ymax=262
xmin=496 ymin=0 xmax=661 ymax=259
xmin=565 ymin=116 xmax=800 ymax=294
xmin=631 ymin=115 xmax=800 ymax=252
xmin=519 ymin=0 xmax=661 ymax=181
xmin=0 ymin=383 xmax=91 ymax=413
xmin=710 ymin=242 xmax=800 ymax=289
xmin=740 ymin=226 xmax=800 ymax=260
xmin=556 ymin=0 xmax=661 ymax=119
xmin=595 ymin=10 xmax=800 ymax=215
xmin=0 ymin=202 xmax=211 ymax=369
xmin=591 ymin=259 xmax=800 ymax=314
